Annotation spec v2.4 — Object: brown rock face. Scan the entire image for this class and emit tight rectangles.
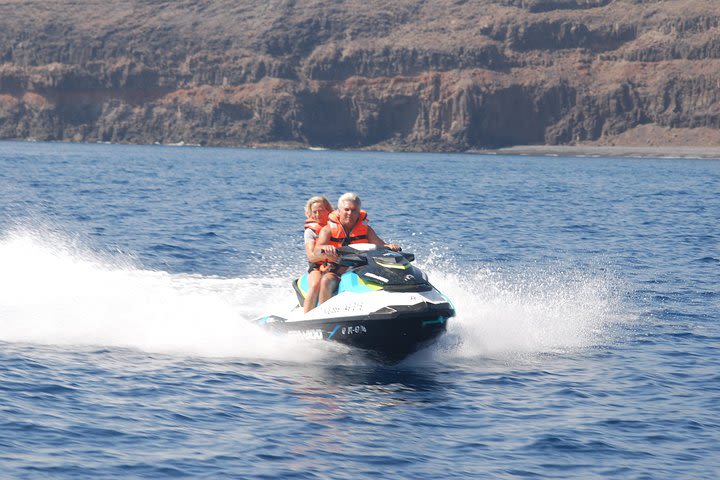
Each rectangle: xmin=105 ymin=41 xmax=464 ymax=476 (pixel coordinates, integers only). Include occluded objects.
xmin=0 ymin=0 xmax=719 ymax=150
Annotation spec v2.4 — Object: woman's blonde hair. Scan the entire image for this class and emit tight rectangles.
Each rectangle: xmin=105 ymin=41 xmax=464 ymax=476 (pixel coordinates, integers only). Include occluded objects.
xmin=305 ymin=195 xmax=333 ymax=216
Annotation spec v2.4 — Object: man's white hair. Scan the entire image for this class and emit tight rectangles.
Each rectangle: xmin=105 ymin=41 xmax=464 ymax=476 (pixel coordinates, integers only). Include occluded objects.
xmin=338 ymin=192 xmax=361 ymax=208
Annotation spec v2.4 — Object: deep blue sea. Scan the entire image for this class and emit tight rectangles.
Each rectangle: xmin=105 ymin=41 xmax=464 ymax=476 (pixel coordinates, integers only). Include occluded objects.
xmin=1 ymin=141 xmax=718 ymax=478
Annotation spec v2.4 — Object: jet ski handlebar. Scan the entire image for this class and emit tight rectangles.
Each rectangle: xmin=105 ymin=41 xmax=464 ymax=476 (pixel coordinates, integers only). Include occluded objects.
xmin=336 ymin=246 xmax=366 ymax=255
xmin=335 ymin=246 xmax=415 ymax=264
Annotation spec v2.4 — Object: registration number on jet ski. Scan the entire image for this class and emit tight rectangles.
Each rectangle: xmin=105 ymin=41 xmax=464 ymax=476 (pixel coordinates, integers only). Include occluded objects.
xmin=321 ymin=302 xmax=364 ymax=315
xmin=341 ymin=325 xmax=367 ymax=335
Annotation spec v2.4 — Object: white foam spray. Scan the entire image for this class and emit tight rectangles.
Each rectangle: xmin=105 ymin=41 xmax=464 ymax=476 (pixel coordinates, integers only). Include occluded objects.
xmin=0 ymin=228 xmax=341 ymax=362
xmin=1 ymin=228 xmax=627 ymax=363
xmin=418 ymin=262 xmax=626 ymax=364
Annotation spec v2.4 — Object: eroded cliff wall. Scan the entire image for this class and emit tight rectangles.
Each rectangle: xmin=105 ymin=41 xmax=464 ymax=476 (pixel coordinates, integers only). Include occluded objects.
xmin=1 ymin=0 xmax=719 ymax=150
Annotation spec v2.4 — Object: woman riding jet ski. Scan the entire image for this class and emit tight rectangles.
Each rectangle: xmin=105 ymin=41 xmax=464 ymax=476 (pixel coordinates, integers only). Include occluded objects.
xmin=258 ymin=193 xmax=454 ymax=360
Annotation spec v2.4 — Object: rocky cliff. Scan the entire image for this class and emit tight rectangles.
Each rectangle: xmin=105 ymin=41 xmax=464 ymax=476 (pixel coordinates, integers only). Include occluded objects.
xmin=1 ymin=0 xmax=719 ymax=150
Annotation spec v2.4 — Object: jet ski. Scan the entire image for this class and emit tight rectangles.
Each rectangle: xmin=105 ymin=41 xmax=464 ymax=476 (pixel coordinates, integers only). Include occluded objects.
xmin=257 ymin=244 xmax=454 ymax=360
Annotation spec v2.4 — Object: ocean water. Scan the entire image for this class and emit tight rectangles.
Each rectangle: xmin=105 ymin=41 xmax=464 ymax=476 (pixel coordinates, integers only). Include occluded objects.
xmin=1 ymin=141 xmax=718 ymax=478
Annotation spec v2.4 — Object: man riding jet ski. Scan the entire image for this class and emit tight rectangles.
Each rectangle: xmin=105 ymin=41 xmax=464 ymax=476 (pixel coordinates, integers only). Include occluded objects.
xmin=258 ymin=193 xmax=454 ymax=360
xmin=312 ymin=192 xmax=402 ymax=306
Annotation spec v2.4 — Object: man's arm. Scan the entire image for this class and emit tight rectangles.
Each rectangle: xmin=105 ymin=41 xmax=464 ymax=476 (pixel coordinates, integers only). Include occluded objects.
xmin=314 ymin=225 xmax=339 ymax=262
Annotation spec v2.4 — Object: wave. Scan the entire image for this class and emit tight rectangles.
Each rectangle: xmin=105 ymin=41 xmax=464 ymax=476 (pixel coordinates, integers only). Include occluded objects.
xmin=1 ymin=228 xmax=628 ymax=364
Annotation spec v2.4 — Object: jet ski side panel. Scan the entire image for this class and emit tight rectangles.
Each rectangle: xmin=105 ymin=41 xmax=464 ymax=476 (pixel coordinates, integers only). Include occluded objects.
xmin=262 ymin=305 xmax=453 ymax=360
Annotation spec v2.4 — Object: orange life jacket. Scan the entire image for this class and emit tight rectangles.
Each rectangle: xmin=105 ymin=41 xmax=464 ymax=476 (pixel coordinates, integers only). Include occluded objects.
xmin=326 ymin=210 xmax=369 ymax=248
xmin=303 ymin=219 xmax=324 ymax=236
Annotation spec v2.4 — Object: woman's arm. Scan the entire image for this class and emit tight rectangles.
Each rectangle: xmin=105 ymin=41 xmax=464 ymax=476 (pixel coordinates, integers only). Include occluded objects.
xmin=305 ymin=230 xmax=320 ymax=262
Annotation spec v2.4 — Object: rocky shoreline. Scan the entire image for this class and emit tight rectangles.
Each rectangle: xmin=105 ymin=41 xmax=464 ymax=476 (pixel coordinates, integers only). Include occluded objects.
xmin=480 ymin=145 xmax=720 ymax=160
xmin=7 ymin=137 xmax=718 ymax=162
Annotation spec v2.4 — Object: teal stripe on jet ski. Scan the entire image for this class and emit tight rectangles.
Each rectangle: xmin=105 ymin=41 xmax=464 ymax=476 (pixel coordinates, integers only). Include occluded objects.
xmin=327 ymin=325 xmax=341 ymax=339
xmin=422 ymin=317 xmax=447 ymax=327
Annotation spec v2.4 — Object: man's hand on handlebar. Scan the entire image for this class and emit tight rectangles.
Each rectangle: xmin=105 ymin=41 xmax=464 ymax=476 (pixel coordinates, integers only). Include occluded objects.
xmin=319 ymin=245 xmax=339 ymax=262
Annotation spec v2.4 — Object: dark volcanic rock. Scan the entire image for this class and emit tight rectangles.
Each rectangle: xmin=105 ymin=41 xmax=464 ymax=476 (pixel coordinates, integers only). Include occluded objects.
xmin=0 ymin=0 xmax=719 ymax=150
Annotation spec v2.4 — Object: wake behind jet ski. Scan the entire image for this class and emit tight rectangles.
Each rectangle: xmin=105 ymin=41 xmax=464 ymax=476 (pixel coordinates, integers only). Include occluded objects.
xmin=257 ymin=244 xmax=454 ymax=361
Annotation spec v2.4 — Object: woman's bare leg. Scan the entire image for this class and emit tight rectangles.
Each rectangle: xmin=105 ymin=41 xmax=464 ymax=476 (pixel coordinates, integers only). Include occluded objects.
xmin=303 ymin=270 xmax=322 ymax=313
